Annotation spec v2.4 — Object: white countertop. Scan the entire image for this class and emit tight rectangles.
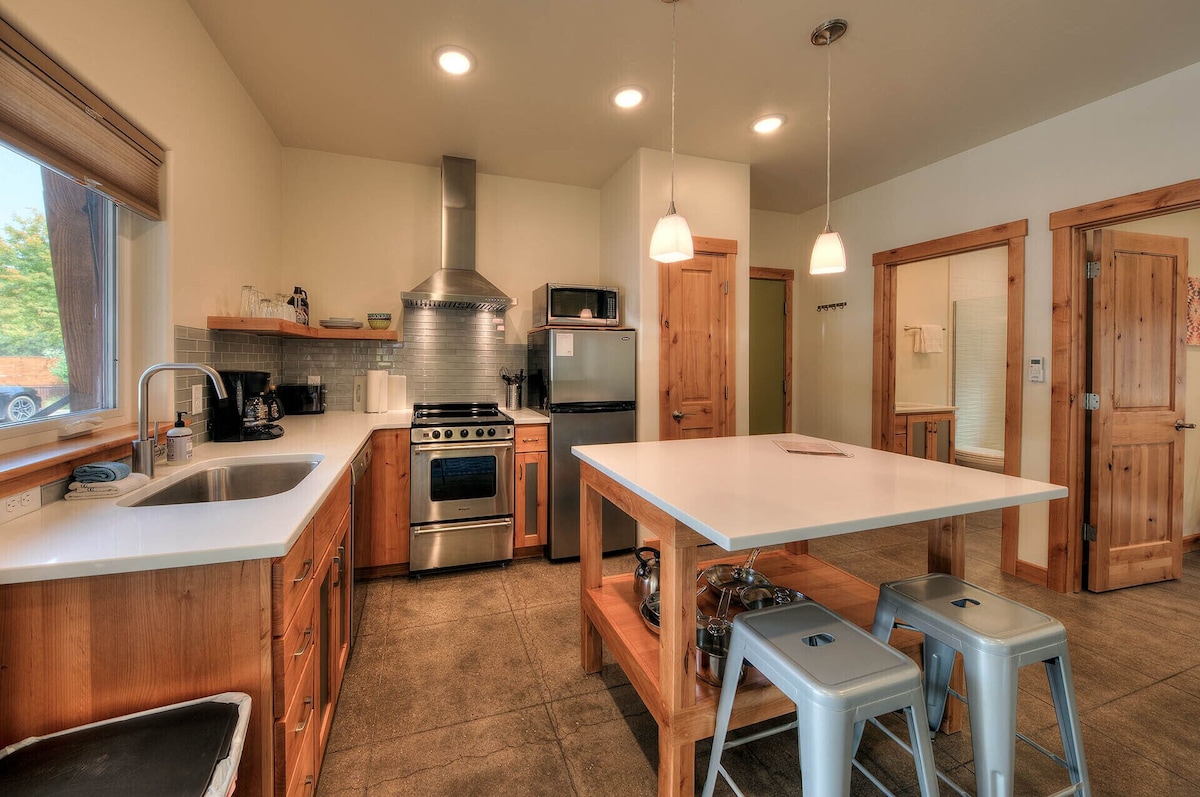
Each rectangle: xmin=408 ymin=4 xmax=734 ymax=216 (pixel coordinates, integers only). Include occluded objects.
xmin=0 ymin=408 xmax=548 ymax=585
xmin=572 ymin=434 xmax=1066 ymax=552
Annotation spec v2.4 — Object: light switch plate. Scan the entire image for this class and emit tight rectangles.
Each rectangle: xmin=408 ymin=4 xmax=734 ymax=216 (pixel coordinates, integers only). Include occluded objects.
xmin=191 ymin=384 xmax=203 ymax=415
xmin=307 ymin=375 xmax=321 ymax=386
xmin=1028 ymin=356 xmax=1045 ymax=383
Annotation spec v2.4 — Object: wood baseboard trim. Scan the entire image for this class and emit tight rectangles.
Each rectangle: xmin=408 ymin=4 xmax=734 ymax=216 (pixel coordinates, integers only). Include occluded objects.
xmin=514 ymin=545 xmax=545 ymax=560
xmin=355 ymin=563 xmax=409 ymax=580
xmin=1014 ymin=559 xmax=1049 ymax=588
xmin=1184 ymin=536 xmax=1200 ymax=553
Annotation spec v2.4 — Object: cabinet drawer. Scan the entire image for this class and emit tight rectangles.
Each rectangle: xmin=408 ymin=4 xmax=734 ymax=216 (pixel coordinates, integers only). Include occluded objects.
xmin=274 ymin=649 xmax=316 ymax=795
xmin=515 ymin=424 xmax=548 ymax=453
xmin=272 ymin=520 xmax=315 ymax=636
xmin=285 ymin=719 xmax=316 ymax=797
xmin=313 ymin=468 xmax=351 ymax=559
xmin=272 ymin=582 xmax=316 ymax=717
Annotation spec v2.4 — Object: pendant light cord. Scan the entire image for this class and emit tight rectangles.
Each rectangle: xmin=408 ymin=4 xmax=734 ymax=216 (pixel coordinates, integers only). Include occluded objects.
xmin=824 ymin=36 xmax=832 ymax=233
xmin=669 ymin=0 xmax=678 ymax=211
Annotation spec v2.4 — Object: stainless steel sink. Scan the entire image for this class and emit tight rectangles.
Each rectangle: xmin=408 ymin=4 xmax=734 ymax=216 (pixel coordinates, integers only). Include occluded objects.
xmin=128 ymin=457 xmax=322 ymax=507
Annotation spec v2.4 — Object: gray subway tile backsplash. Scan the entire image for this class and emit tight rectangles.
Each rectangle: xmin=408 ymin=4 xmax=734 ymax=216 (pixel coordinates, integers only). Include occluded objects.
xmin=174 ymin=307 xmax=525 ymax=442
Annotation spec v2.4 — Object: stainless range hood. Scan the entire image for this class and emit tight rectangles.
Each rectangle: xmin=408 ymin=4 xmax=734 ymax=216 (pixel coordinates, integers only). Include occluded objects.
xmin=402 ymin=156 xmax=516 ymax=312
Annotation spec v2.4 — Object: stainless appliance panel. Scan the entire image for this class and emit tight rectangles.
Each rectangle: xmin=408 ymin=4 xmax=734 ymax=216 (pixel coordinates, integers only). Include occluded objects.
xmin=410 ymin=517 xmax=514 ymax=573
xmin=548 ymin=329 xmax=636 ymax=405
xmin=533 ymin=283 xmax=620 ymax=327
xmin=548 ymin=409 xmax=636 ymax=559
xmin=410 ymin=439 xmax=513 ymax=525
xmin=349 ymin=442 xmax=371 ymax=648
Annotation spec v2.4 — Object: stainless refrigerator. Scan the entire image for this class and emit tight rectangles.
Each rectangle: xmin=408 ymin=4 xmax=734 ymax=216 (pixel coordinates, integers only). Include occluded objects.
xmin=527 ymin=328 xmax=637 ymax=559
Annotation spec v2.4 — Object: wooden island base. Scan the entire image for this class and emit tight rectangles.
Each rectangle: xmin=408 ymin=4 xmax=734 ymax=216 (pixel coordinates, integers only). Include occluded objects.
xmin=583 ymin=548 xmax=924 ymax=748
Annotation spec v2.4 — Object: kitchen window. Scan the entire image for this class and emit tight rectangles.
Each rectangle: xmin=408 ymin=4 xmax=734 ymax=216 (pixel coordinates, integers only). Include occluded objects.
xmin=0 ymin=143 xmax=118 ymax=430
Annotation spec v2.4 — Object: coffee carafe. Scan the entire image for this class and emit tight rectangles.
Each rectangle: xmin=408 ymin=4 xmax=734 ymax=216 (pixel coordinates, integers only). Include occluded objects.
xmin=211 ymin=370 xmax=285 ymax=442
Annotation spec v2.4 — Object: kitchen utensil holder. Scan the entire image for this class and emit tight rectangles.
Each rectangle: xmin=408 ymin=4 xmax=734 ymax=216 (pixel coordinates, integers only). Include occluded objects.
xmin=505 ymin=383 xmax=521 ymax=410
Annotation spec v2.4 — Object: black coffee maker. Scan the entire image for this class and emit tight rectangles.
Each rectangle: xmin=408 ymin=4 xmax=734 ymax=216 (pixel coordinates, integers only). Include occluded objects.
xmin=211 ymin=370 xmax=284 ymax=442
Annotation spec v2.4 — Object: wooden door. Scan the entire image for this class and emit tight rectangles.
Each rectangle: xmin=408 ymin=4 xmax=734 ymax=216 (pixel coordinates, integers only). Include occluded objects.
xmin=659 ymin=237 xmax=736 ymax=440
xmin=1088 ymin=229 xmax=1187 ymax=591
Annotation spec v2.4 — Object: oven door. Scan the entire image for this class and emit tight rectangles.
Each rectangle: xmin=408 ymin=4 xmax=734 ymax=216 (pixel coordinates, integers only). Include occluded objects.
xmin=410 ymin=517 xmax=514 ymax=573
xmin=410 ymin=439 xmax=514 ymax=525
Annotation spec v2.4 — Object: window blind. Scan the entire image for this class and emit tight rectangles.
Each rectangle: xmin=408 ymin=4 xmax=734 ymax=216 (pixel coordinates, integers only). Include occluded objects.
xmin=0 ymin=17 xmax=163 ymax=220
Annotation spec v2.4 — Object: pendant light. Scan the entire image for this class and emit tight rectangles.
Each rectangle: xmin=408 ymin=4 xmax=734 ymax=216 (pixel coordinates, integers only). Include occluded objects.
xmin=809 ymin=19 xmax=848 ymax=275
xmin=649 ymin=0 xmax=694 ymax=264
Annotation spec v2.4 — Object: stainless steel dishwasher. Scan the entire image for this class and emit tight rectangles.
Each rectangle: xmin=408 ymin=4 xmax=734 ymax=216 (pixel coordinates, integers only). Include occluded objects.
xmin=349 ymin=441 xmax=372 ymax=649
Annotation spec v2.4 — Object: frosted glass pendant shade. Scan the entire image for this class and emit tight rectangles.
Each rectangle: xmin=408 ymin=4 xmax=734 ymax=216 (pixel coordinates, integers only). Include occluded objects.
xmin=809 ymin=230 xmax=846 ymax=274
xmin=649 ymin=209 xmax=694 ymax=263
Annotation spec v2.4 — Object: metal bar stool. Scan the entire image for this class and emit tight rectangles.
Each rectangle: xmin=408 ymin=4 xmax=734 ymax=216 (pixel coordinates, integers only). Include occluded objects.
xmin=871 ymin=573 xmax=1090 ymax=797
xmin=701 ymin=601 xmax=940 ymax=797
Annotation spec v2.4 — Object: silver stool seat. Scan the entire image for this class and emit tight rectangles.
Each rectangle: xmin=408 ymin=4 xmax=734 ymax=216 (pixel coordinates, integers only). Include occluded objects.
xmin=872 ymin=573 xmax=1090 ymax=797
xmin=701 ymin=601 xmax=940 ymax=797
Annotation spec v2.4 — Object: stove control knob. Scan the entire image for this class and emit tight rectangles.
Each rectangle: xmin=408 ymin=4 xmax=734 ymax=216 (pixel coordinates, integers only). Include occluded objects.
xmin=445 ymin=429 xmax=454 ymax=439
xmin=431 ymin=430 xmax=441 ymax=439
xmin=475 ymin=428 xmax=484 ymax=437
xmin=459 ymin=428 xmax=469 ymax=438
xmin=487 ymin=428 xmax=496 ymax=437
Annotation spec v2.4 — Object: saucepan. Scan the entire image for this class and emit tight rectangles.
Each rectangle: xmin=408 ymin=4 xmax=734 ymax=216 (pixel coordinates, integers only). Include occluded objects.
xmin=701 ymin=548 xmax=771 ymax=598
xmin=695 ymin=590 xmax=745 ymax=687
xmin=737 ymin=585 xmax=808 ymax=612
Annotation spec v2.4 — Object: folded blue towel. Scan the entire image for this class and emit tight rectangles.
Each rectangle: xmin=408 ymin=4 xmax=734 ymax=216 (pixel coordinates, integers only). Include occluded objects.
xmin=72 ymin=461 xmax=131 ymax=483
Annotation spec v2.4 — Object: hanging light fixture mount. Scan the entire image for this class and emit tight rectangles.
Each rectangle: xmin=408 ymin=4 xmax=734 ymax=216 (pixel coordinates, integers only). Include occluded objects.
xmin=809 ymin=18 xmax=848 ymax=275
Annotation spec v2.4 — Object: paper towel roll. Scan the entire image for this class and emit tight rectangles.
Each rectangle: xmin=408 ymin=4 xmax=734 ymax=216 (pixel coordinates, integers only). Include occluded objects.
xmin=388 ymin=375 xmax=407 ymax=411
xmin=365 ymin=370 xmax=388 ymax=413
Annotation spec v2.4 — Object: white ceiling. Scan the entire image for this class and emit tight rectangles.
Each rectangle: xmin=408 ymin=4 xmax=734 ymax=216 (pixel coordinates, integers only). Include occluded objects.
xmin=185 ymin=0 xmax=1200 ymax=214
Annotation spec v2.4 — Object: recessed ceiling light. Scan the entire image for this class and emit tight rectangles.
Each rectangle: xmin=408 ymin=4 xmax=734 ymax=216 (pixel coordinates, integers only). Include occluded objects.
xmin=611 ymin=86 xmax=646 ymax=109
xmin=752 ymin=114 xmax=786 ymax=134
xmin=435 ymin=46 xmax=474 ymax=76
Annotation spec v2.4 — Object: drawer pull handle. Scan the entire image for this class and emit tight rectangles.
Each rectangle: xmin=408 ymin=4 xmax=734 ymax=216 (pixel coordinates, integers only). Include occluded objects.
xmin=292 ymin=559 xmax=312 ymax=583
xmin=304 ymin=775 xmax=314 ymax=796
xmin=521 ymin=437 xmax=539 ymax=442
xmin=334 ymin=545 xmax=345 ymax=588
xmin=293 ymin=627 xmax=313 ymax=657
xmin=294 ymin=696 xmax=313 ymax=733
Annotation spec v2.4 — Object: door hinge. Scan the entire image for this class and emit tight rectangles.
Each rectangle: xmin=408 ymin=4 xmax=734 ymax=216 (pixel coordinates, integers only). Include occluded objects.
xmin=782 ymin=379 xmax=788 ymax=395
xmin=1082 ymin=523 xmax=1097 ymax=542
xmin=1083 ymin=392 xmax=1100 ymax=411
xmin=724 ymin=386 xmax=729 ymax=400
xmin=1086 ymin=260 xmax=1100 ymax=279
xmin=723 ymin=280 xmax=729 ymax=295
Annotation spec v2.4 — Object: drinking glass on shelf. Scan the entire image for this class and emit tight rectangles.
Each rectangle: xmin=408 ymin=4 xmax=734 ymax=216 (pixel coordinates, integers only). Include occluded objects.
xmin=240 ymin=285 xmax=263 ymax=317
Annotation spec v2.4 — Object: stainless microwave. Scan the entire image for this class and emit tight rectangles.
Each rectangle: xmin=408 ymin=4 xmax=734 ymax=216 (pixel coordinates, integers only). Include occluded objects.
xmin=532 ymin=283 xmax=620 ymax=327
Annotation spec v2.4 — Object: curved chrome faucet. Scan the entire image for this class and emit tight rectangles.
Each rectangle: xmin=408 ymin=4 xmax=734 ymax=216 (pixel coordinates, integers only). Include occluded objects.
xmin=133 ymin=363 xmax=228 ymax=477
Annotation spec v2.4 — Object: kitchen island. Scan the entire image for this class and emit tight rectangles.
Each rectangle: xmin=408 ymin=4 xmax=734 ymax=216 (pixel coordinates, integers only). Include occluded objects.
xmin=573 ymin=433 xmax=1067 ymax=797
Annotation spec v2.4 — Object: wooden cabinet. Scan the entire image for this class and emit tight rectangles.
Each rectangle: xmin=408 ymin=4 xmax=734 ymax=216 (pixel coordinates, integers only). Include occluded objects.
xmin=514 ymin=424 xmax=549 ymax=552
xmin=357 ymin=428 xmax=410 ymax=570
xmin=894 ymin=410 xmax=956 ymax=463
xmin=314 ymin=503 xmax=351 ymax=774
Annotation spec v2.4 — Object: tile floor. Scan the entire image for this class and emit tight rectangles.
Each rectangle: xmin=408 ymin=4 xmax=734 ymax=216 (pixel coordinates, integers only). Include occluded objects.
xmin=316 ymin=511 xmax=1200 ymax=796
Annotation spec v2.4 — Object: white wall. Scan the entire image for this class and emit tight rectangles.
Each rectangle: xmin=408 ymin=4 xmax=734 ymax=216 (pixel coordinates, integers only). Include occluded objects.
xmin=0 ymin=0 xmax=283 ymax=427
xmin=760 ymin=61 xmax=1200 ymax=567
xmin=281 ymin=149 xmax=601 ymax=343
xmin=612 ymin=148 xmax=751 ymax=442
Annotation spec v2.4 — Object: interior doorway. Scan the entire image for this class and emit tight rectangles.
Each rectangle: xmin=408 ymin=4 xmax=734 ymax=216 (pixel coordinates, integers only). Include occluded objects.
xmin=872 ymin=220 xmax=1029 ymax=579
xmin=749 ymin=267 xmax=793 ymax=434
xmin=1049 ymin=180 xmax=1200 ymax=593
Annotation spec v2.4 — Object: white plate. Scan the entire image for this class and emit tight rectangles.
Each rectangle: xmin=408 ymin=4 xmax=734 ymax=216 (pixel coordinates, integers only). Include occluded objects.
xmin=319 ymin=319 xmax=363 ymax=329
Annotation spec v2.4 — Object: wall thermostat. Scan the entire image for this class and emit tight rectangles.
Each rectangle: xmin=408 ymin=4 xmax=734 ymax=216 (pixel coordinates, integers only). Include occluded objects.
xmin=1028 ymin=356 xmax=1045 ymax=383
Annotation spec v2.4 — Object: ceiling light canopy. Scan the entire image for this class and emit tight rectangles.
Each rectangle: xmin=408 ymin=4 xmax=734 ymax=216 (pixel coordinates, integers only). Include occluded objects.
xmin=649 ymin=0 xmax=693 ymax=265
xmin=612 ymin=86 xmax=646 ymax=108
xmin=752 ymin=114 xmax=786 ymax=134
xmin=809 ymin=18 xmax=847 ymax=276
xmin=435 ymin=46 xmax=474 ymax=76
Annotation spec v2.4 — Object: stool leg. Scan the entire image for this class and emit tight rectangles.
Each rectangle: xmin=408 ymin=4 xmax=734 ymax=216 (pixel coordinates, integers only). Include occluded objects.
xmin=904 ymin=693 xmax=941 ymax=797
xmin=798 ymin=703 xmax=855 ymax=797
xmin=965 ymin=652 xmax=1019 ymax=797
xmin=922 ymin=637 xmax=957 ymax=732
xmin=871 ymin=595 xmax=899 ymax=641
xmin=701 ymin=643 xmax=746 ymax=797
xmin=1045 ymin=653 xmax=1091 ymax=797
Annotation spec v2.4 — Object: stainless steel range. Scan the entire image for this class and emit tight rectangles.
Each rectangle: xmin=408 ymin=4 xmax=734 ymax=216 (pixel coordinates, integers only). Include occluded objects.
xmin=409 ymin=402 xmax=515 ymax=574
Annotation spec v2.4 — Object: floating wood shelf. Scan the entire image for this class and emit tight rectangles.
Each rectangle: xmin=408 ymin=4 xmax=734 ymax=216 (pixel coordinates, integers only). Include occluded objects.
xmin=206 ymin=316 xmax=399 ymax=341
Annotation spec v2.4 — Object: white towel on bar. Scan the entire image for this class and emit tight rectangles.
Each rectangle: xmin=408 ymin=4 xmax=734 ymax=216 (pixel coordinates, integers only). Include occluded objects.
xmin=915 ymin=324 xmax=944 ymax=354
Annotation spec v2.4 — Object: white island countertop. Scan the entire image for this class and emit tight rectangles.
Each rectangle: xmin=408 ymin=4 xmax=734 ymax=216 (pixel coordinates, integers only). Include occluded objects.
xmin=572 ymin=433 xmax=1066 ymax=551
xmin=0 ymin=407 xmax=548 ymax=585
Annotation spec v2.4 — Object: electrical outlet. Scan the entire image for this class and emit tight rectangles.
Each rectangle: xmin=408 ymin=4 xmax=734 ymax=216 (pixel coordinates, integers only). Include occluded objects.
xmin=191 ymin=384 xmax=203 ymax=415
xmin=1 ymin=488 xmax=41 ymax=525
xmin=307 ymin=375 xmax=321 ymax=386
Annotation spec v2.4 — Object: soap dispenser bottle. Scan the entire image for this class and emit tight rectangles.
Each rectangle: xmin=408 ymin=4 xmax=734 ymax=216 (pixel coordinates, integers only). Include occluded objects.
xmin=166 ymin=411 xmax=193 ymax=463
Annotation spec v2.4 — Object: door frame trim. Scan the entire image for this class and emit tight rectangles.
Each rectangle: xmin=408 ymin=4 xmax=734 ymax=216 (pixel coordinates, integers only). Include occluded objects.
xmin=1049 ymin=176 xmax=1200 ymax=592
xmin=872 ymin=220 xmax=1028 ymax=579
xmin=750 ymin=266 xmax=794 ymax=432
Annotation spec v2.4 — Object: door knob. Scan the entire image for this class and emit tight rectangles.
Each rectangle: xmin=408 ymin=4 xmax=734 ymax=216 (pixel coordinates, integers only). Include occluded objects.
xmin=1176 ymin=420 xmax=1196 ymax=431
xmin=672 ymin=410 xmax=688 ymax=421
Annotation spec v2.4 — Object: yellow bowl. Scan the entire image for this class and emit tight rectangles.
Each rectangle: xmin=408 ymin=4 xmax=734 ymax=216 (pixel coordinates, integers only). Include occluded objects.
xmin=367 ymin=317 xmax=391 ymax=330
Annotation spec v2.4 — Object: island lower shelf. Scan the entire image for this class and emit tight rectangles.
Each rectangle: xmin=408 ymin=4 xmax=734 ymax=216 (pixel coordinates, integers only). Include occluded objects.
xmin=582 ymin=549 xmax=923 ymax=743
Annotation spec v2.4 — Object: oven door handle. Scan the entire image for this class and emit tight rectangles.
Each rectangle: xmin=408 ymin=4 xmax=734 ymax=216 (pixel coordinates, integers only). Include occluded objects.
xmin=412 ymin=518 xmax=514 ymax=535
xmin=413 ymin=440 xmax=514 ymax=454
